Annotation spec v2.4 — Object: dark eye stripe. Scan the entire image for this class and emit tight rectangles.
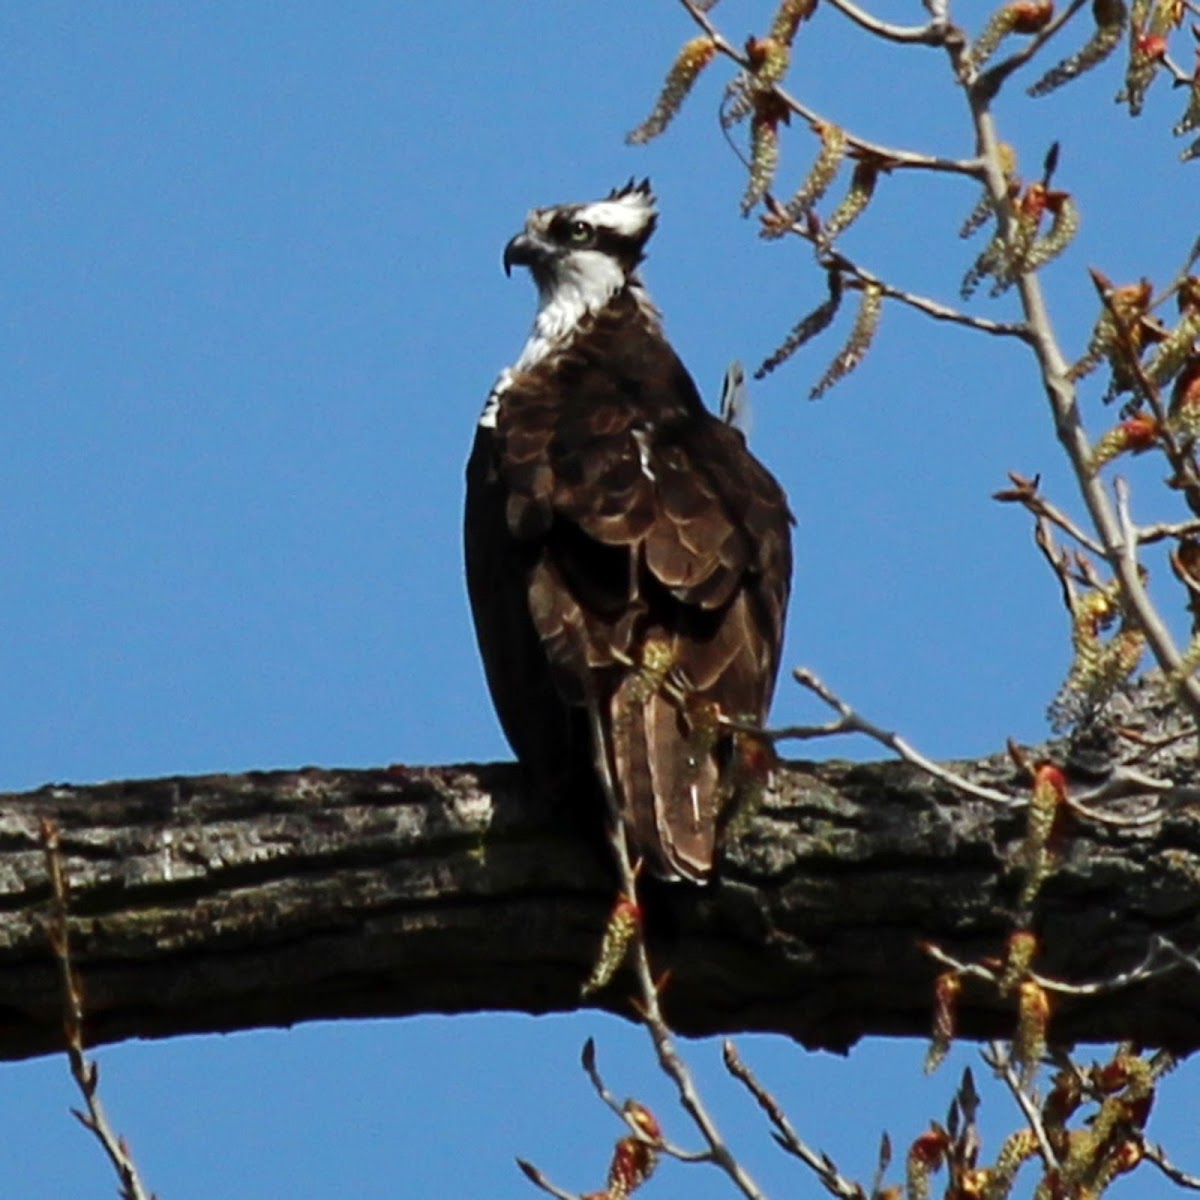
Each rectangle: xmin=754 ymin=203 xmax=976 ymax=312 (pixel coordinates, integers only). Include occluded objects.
xmin=549 ymin=212 xmax=637 ymax=254
xmin=591 ymin=228 xmax=640 ymax=259
xmin=549 ymin=213 xmax=589 ymax=243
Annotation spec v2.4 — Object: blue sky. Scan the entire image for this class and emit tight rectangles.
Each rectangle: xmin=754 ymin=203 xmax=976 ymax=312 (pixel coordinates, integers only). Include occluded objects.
xmin=2 ymin=3 xmax=1196 ymax=1197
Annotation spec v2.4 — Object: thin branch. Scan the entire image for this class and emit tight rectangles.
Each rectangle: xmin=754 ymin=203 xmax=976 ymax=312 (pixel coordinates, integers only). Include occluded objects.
xmin=773 ymin=80 xmax=981 ymax=176
xmin=619 ymin=842 xmax=769 ymax=1199
xmin=580 ymin=1039 xmax=711 ymax=1164
xmin=689 ymin=0 xmax=1200 ymax=733
xmin=924 ymin=940 xmax=1178 ymax=998
xmin=672 ymin=0 xmax=742 ymax=61
xmin=1064 ymin=795 xmax=1163 ymax=827
xmin=982 ymin=1041 xmax=1062 ymax=1172
xmin=1161 ymin=48 xmax=1196 ymax=88
xmin=820 ymin=248 xmax=1031 ymax=338
xmin=961 ymin=43 xmax=1200 ymax=726
xmin=580 ymin=1036 xmax=633 ymax=1124
xmin=1034 ymin=516 xmax=1083 ymax=613
xmin=722 ymin=1041 xmax=866 ymax=1200
xmin=1142 ymin=1141 xmax=1200 ymax=1191
xmin=824 ymin=0 xmax=948 ymax=46
xmin=788 ymin=667 xmax=1017 ymax=805
xmin=740 ymin=716 xmax=846 ymax=741
xmin=516 ymin=1158 xmax=583 ymax=1200
xmin=1115 ymin=475 xmax=1143 ymax=587
xmin=586 ymin=729 xmax=769 ymax=1200
xmin=676 ymin=0 xmax=980 ymax=177
xmin=1064 ymin=763 xmax=1171 ymax=819
xmin=1138 ymin=517 xmax=1200 ymax=546
xmin=975 ymin=0 xmax=1090 ymax=95
xmin=994 ymin=472 xmax=1106 ymax=556
xmin=41 ymin=821 xmax=154 ymax=1200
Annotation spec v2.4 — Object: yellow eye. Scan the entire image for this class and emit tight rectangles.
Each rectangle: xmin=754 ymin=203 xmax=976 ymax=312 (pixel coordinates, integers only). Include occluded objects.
xmin=568 ymin=220 xmax=594 ymax=244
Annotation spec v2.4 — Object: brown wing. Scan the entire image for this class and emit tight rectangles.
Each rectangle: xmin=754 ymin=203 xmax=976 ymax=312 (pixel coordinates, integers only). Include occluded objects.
xmin=465 ymin=293 xmax=792 ymax=880
xmin=465 ymin=426 xmax=591 ymax=796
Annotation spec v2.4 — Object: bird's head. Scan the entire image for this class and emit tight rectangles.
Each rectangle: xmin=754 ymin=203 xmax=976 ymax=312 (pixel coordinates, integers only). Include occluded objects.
xmin=503 ymin=179 xmax=658 ymax=314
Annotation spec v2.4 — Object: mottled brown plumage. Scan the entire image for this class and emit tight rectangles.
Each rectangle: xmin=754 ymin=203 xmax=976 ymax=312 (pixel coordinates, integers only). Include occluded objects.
xmin=465 ymin=183 xmax=792 ymax=881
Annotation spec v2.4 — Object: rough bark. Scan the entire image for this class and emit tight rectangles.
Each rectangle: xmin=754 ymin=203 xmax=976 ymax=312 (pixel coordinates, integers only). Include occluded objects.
xmin=3 ymin=714 xmax=1200 ymax=1063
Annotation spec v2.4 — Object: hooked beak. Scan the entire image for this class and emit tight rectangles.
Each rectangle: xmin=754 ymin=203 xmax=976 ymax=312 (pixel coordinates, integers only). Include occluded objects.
xmin=506 ymin=225 xmax=561 ymax=276
xmin=502 ymin=232 xmax=536 ymax=277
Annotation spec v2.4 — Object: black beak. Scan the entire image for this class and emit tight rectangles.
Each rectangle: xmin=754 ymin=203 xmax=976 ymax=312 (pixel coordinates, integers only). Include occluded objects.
xmin=503 ymin=232 xmax=537 ymax=277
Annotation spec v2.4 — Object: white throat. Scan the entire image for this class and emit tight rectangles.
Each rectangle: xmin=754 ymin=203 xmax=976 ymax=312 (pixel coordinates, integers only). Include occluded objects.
xmin=481 ymin=255 xmax=657 ymax=429
xmin=517 ymin=250 xmax=627 ymax=372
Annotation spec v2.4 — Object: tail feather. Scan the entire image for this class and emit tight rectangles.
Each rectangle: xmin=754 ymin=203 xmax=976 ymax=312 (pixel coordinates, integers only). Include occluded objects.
xmin=648 ymin=689 xmax=721 ymax=881
xmin=607 ymin=678 xmax=723 ymax=882
xmin=608 ymin=674 xmax=661 ymax=871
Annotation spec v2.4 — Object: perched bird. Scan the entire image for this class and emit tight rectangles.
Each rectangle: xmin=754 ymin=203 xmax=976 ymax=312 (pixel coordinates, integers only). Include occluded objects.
xmin=464 ymin=180 xmax=792 ymax=882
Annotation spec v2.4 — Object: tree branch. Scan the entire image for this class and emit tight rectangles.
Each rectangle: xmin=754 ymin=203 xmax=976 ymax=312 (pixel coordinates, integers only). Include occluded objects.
xmin=3 ymin=707 xmax=1200 ymax=1062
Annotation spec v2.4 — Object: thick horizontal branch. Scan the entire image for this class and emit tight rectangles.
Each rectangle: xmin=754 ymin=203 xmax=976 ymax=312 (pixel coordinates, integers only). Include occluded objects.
xmin=2 ymin=738 xmax=1200 ymax=1063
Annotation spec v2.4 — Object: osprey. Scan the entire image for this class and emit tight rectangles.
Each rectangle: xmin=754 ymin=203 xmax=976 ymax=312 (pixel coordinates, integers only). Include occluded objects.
xmin=465 ymin=181 xmax=792 ymax=882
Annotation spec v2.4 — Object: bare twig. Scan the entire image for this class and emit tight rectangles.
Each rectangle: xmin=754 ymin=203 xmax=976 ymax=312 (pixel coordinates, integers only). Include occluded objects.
xmin=924 ymin=940 xmax=1178 ymax=998
xmin=1160 ymin=48 xmax=1196 ymax=88
xmin=515 ymin=1158 xmax=583 ymax=1200
xmin=975 ymin=0 xmax=1090 ymax=94
xmin=740 ymin=715 xmax=846 ymax=740
xmin=982 ymin=1041 xmax=1061 ymax=1172
xmin=1114 ymin=473 xmax=1144 ymax=588
xmin=819 ymin=248 xmax=1030 ymax=338
xmin=788 ymin=667 xmax=1017 ymax=805
xmin=722 ymin=1041 xmax=866 ymax=1200
xmin=774 ymin=79 xmax=981 ymax=176
xmin=632 ymin=911 xmax=764 ymax=1188
xmin=41 ymin=820 xmax=154 ymax=1200
xmin=995 ymin=472 xmax=1106 ymax=556
xmin=613 ymin=832 xmax=769 ymax=1199
xmin=580 ymin=1039 xmax=711 ymax=1164
xmin=580 ymin=1036 xmax=631 ymax=1123
xmin=1064 ymin=795 xmax=1163 ymax=828
xmin=824 ymin=0 xmax=948 ymax=46
xmin=1143 ymin=1141 xmax=1200 ymax=1191
xmin=1138 ymin=517 xmax=1200 ymax=545
xmin=581 ymin=698 xmax=769 ymax=1200
xmin=1033 ymin=516 xmax=1084 ymax=614
xmin=1070 ymin=758 xmax=1180 ymax=806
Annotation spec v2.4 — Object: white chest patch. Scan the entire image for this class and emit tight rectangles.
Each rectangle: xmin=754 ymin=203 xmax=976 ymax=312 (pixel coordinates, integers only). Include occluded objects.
xmin=519 ymin=250 xmax=626 ymax=370
xmin=482 ymin=255 xmax=663 ymax=430
xmin=482 ymin=254 xmax=648 ymax=428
